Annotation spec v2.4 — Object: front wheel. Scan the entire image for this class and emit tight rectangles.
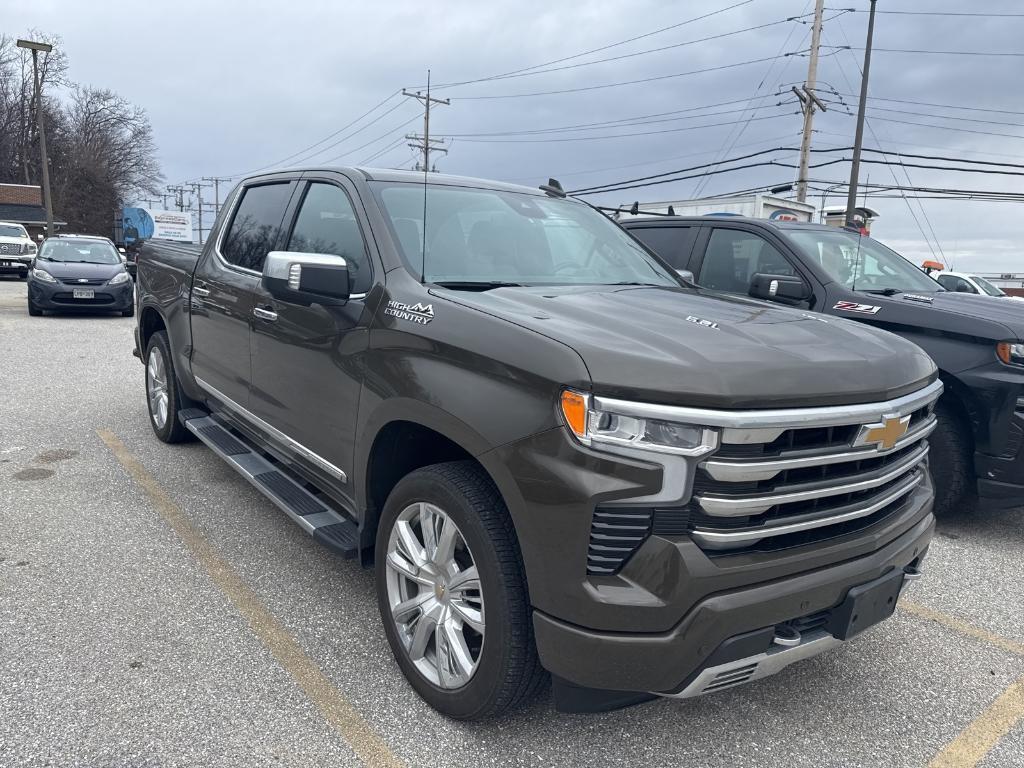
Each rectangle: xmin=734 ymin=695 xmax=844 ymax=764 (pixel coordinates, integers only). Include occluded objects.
xmin=929 ymin=397 xmax=976 ymax=516
xmin=144 ymin=331 xmax=192 ymax=443
xmin=27 ymin=300 xmax=41 ymax=316
xmin=375 ymin=461 xmax=545 ymax=719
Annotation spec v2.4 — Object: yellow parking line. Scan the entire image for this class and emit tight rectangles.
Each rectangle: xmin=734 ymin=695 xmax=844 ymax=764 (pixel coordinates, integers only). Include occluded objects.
xmin=929 ymin=676 xmax=1024 ymax=768
xmin=97 ymin=429 xmax=404 ymax=768
xmin=900 ymin=600 xmax=1024 ymax=657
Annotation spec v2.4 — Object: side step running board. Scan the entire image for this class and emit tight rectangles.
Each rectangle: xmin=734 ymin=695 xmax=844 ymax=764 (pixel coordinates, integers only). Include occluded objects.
xmin=180 ymin=409 xmax=359 ymax=558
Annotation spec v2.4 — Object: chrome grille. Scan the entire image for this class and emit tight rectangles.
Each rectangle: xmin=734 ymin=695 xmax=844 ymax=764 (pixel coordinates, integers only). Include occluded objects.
xmin=690 ymin=382 xmax=942 ymax=551
xmin=0 ymin=243 xmax=24 ymax=255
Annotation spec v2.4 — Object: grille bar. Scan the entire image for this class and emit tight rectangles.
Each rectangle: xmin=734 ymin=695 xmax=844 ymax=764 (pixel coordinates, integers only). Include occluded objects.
xmin=692 ymin=471 xmax=923 ymax=549
xmin=696 ymin=442 xmax=929 ymax=516
xmin=703 ymin=416 xmax=937 ymax=482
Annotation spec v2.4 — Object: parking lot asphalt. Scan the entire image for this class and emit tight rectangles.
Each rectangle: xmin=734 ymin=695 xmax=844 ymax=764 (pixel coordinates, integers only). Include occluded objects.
xmin=1 ymin=275 xmax=1022 ymax=768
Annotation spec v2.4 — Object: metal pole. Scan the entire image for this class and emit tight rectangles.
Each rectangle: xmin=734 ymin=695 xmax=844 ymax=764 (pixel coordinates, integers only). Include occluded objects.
xmin=424 ymin=71 xmax=432 ymax=173
xmin=796 ymin=0 xmax=825 ymax=203
xmin=845 ymin=0 xmax=877 ymax=227
xmin=31 ymin=49 xmax=54 ymax=237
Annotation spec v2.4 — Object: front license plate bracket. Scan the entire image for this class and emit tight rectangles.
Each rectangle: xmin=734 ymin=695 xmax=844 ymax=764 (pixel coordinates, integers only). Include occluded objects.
xmin=826 ymin=567 xmax=906 ymax=641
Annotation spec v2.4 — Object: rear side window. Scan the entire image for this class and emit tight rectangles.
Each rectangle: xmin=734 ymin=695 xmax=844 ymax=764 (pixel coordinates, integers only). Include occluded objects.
xmin=627 ymin=226 xmax=696 ymax=268
xmin=221 ymin=182 xmax=292 ymax=272
xmin=287 ymin=183 xmax=371 ymax=293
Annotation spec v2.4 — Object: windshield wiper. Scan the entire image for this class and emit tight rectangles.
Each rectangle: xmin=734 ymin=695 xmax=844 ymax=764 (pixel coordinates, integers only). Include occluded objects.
xmin=860 ymin=288 xmax=903 ymax=296
xmin=433 ymin=281 xmax=525 ymax=291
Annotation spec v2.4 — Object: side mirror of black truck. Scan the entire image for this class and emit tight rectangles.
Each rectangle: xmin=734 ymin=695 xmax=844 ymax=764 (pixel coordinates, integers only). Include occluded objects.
xmin=748 ymin=273 xmax=810 ymax=305
xmin=262 ymin=251 xmax=350 ymax=303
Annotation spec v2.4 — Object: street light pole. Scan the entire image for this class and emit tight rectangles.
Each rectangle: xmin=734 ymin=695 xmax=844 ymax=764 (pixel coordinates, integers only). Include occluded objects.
xmin=17 ymin=39 xmax=55 ymax=238
xmin=844 ymin=0 xmax=877 ymax=228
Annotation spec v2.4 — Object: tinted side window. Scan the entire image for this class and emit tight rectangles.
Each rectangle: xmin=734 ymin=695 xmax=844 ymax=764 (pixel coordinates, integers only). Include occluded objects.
xmin=699 ymin=228 xmax=795 ymax=293
xmin=287 ymin=183 xmax=370 ymax=293
xmin=221 ymin=182 xmax=292 ymax=272
xmin=938 ymin=275 xmax=975 ymax=293
xmin=628 ymin=226 xmax=695 ymax=268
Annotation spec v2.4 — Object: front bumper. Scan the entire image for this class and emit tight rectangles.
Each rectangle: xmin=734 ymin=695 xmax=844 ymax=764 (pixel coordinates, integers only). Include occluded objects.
xmin=957 ymin=363 xmax=1024 ymax=507
xmin=28 ymin=277 xmax=134 ymax=311
xmin=533 ymin=508 xmax=932 ymax=695
xmin=0 ymin=256 xmax=31 ymax=273
xmin=976 ymin=410 xmax=1024 ymax=507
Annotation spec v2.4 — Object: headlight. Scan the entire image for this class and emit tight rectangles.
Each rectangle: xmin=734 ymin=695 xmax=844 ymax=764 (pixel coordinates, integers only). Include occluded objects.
xmin=996 ymin=342 xmax=1024 ymax=367
xmin=31 ymin=268 xmax=56 ymax=283
xmin=560 ymin=390 xmax=719 ymax=456
xmin=108 ymin=271 xmax=131 ymax=285
xmin=26 ymin=243 xmax=36 ymax=254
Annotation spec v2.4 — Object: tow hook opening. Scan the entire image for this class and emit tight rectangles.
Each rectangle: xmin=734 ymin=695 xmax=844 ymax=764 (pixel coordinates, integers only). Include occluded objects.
xmin=903 ymin=565 xmax=923 ymax=583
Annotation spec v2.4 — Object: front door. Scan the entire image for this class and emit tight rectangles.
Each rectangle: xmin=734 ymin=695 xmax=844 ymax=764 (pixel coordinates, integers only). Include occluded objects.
xmin=250 ymin=177 xmax=378 ymax=499
xmin=190 ymin=180 xmax=295 ymax=409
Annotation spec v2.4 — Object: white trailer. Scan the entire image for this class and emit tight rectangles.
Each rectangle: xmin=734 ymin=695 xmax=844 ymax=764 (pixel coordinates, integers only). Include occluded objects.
xmin=616 ymin=193 xmax=815 ymax=222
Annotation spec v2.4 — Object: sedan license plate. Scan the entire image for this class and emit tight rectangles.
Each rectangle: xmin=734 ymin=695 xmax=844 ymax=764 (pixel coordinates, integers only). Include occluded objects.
xmin=73 ymin=288 xmax=95 ymax=299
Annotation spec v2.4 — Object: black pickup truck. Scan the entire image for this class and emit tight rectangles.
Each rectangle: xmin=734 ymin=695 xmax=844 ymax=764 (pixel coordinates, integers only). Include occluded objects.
xmin=622 ymin=216 xmax=1024 ymax=517
xmin=135 ymin=167 xmax=939 ymax=719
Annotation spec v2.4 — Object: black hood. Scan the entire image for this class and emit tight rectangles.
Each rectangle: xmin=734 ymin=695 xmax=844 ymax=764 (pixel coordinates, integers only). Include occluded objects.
xmin=35 ymin=259 xmax=125 ymax=280
xmin=848 ymin=290 xmax=1024 ymax=342
xmin=437 ymin=285 xmax=936 ymax=409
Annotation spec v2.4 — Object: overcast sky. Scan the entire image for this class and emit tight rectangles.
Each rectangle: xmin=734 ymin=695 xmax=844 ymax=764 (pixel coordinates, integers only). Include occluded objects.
xmin=8 ymin=0 xmax=1024 ymax=273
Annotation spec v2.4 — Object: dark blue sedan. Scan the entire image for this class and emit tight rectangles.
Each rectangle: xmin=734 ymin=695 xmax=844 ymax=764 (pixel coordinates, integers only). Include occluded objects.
xmin=27 ymin=235 xmax=134 ymax=317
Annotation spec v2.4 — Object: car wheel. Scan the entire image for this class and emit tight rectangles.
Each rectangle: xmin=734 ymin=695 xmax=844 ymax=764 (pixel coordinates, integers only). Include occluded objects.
xmin=19 ymin=270 xmax=28 ymax=280
xmin=145 ymin=330 xmax=192 ymax=443
xmin=929 ymin=397 xmax=976 ymax=517
xmin=122 ymin=304 xmax=135 ymax=318
xmin=375 ymin=461 xmax=546 ymax=719
xmin=27 ymin=300 xmax=42 ymax=316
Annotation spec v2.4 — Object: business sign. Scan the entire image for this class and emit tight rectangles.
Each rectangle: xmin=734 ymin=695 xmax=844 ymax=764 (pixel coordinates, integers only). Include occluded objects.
xmin=769 ymin=208 xmax=802 ymax=222
xmin=122 ymin=206 xmax=193 ymax=243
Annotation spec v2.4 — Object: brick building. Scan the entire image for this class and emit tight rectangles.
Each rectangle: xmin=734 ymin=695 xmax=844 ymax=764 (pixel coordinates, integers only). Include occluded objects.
xmin=0 ymin=183 xmax=66 ymax=240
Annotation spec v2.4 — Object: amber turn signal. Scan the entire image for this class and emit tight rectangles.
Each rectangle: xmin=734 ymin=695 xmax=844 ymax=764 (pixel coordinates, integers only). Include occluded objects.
xmin=560 ymin=390 xmax=589 ymax=438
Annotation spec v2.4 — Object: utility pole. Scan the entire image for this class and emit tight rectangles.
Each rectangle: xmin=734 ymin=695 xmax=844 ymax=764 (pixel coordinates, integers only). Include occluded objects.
xmin=202 ymin=176 xmax=232 ymax=218
xmin=795 ymin=0 xmax=827 ymax=203
xmin=845 ymin=0 xmax=878 ymax=228
xmin=189 ymin=180 xmax=212 ymax=244
xmin=167 ymin=184 xmax=188 ymax=212
xmin=402 ymin=71 xmax=450 ymax=172
xmin=17 ymin=39 xmax=54 ymax=237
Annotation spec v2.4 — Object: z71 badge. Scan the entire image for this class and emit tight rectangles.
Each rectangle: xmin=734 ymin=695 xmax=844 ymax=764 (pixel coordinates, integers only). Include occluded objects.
xmin=385 ymin=300 xmax=434 ymax=325
xmin=833 ymin=301 xmax=881 ymax=315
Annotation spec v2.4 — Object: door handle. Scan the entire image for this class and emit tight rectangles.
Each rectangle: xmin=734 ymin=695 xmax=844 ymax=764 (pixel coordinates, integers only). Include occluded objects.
xmin=253 ymin=307 xmax=278 ymax=322
xmin=193 ymin=285 xmax=211 ymax=297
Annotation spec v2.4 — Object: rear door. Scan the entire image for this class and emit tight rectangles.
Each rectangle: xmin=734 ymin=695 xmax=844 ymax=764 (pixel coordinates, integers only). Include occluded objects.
xmin=249 ymin=174 xmax=379 ymax=498
xmin=190 ymin=178 xmax=296 ymax=409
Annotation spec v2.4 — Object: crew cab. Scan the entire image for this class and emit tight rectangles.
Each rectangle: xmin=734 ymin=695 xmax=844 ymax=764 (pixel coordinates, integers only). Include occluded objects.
xmin=135 ymin=168 xmax=938 ymax=719
xmin=0 ymin=221 xmax=36 ymax=278
xmin=622 ymin=216 xmax=1024 ymax=517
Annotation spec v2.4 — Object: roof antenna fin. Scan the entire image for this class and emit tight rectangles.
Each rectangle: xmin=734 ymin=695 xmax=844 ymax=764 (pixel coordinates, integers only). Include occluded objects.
xmin=540 ymin=178 xmax=566 ymax=198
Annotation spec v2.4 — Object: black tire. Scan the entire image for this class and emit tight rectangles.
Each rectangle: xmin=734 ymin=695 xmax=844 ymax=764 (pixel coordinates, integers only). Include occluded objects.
xmin=19 ymin=270 xmax=27 ymax=280
xmin=121 ymin=304 xmax=135 ymax=318
xmin=27 ymin=301 xmax=41 ymax=316
xmin=929 ymin=397 xmax=976 ymax=517
xmin=375 ymin=461 xmax=546 ymax=719
xmin=144 ymin=330 xmax=192 ymax=443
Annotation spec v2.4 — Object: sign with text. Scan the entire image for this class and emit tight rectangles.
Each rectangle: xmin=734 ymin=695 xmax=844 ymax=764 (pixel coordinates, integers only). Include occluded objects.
xmin=122 ymin=207 xmax=193 ymax=243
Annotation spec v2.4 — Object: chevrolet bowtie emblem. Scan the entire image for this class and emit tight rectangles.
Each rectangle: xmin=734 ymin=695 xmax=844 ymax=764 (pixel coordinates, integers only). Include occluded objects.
xmin=857 ymin=414 xmax=911 ymax=451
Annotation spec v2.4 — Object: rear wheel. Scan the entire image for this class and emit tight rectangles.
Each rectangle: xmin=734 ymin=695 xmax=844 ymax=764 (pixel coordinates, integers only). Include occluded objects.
xmin=145 ymin=331 xmax=191 ymax=443
xmin=929 ymin=397 xmax=976 ymax=516
xmin=375 ymin=461 xmax=545 ymax=719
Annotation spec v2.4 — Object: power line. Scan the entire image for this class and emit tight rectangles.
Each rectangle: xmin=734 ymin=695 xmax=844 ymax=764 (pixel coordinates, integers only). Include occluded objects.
xmin=833 ymin=8 xmax=1024 ymax=18
xmin=430 ymin=0 xmax=758 ymax=89
xmin=842 ymin=46 xmax=1024 ymax=57
xmin=830 ymin=92 xmax=1024 ymax=118
xmin=318 ymin=113 xmax=423 ymax=165
xmin=455 ymin=110 xmax=797 ymax=143
xmin=451 ymin=54 xmax=796 ymax=100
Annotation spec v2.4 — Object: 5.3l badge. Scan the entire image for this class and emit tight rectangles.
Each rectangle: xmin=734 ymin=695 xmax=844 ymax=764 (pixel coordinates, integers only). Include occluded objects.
xmin=385 ymin=300 xmax=435 ymax=325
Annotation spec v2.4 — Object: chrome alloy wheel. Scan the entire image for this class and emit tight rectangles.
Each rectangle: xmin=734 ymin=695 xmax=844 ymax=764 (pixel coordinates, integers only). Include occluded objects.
xmin=147 ymin=347 xmax=169 ymax=429
xmin=385 ymin=502 xmax=485 ymax=689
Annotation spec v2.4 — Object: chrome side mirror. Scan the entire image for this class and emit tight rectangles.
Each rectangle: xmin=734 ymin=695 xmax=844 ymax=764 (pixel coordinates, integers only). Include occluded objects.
xmin=262 ymin=251 xmax=350 ymax=302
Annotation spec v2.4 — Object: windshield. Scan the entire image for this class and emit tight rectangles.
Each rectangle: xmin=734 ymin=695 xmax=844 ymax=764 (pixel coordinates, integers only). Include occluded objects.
xmin=371 ymin=182 xmax=679 ymax=287
xmin=38 ymin=239 xmax=121 ymax=264
xmin=787 ymin=229 xmax=942 ymax=294
xmin=0 ymin=224 xmax=27 ymax=238
xmin=970 ymin=275 xmax=1005 ymax=297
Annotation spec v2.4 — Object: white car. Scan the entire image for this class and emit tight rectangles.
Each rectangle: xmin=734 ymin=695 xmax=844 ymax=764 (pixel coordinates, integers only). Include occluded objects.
xmin=0 ymin=222 xmax=37 ymax=279
xmin=932 ymin=270 xmax=1024 ymax=301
